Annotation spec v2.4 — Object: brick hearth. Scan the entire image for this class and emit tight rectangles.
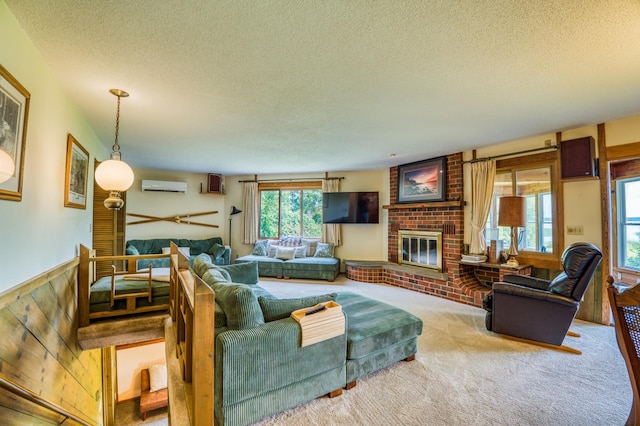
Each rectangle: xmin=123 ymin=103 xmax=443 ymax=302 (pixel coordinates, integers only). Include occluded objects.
xmin=346 ymin=153 xmax=497 ymax=308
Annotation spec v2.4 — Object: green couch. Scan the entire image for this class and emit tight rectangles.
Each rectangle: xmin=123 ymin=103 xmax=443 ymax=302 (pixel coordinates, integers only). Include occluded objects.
xmin=126 ymin=236 xmax=230 ymax=270
xmin=235 ymin=237 xmax=340 ymax=281
xmin=192 ymin=254 xmax=423 ymax=426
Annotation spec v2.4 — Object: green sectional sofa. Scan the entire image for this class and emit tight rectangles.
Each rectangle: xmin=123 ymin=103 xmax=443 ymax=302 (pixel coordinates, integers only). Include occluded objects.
xmin=125 ymin=236 xmax=230 ymax=270
xmin=235 ymin=237 xmax=340 ymax=281
xmin=192 ymin=255 xmax=423 ymax=426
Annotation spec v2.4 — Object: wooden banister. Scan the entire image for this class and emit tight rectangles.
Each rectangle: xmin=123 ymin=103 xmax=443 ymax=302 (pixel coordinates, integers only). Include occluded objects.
xmin=0 ymin=375 xmax=97 ymax=426
xmin=167 ymin=242 xmax=214 ymax=425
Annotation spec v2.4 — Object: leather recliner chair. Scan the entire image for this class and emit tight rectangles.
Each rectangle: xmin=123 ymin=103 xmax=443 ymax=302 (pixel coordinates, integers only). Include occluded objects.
xmin=483 ymin=242 xmax=602 ymax=353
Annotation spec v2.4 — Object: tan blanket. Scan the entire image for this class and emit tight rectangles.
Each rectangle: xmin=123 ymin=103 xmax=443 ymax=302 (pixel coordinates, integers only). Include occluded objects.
xmin=122 ymin=273 xmax=170 ymax=282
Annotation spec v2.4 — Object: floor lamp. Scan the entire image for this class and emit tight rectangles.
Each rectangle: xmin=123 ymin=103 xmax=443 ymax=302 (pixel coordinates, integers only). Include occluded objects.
xmin=228 ymin=206 xmax=242 ymax=248
xmin=498 ymin=196 xmax=526 ymax=267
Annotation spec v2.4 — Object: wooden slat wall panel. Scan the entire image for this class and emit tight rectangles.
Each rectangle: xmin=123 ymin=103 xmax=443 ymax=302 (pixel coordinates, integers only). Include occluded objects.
xmin=0 ymin=260 xmax=103 ymax=425
xmin=92 ymin=159 xmax=126 ymax=279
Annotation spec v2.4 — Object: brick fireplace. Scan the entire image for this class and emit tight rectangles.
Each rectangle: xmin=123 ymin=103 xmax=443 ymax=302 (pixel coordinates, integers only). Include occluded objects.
xmin=345 ymin=152 xmax=500 ymax=307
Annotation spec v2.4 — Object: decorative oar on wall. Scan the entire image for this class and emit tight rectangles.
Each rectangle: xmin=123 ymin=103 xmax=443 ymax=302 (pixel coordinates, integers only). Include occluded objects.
xmin=127 ymin=211 xmax=219 ymax=228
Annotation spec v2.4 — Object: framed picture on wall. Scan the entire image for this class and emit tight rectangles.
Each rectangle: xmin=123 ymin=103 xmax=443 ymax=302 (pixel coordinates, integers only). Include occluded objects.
xmin=64 ymin=133 xmax=89 ymax=209
xmin=397 ymin=156 xmax=447 ymax=203
xmin=0 ymin=64 xmax=30 ymax=202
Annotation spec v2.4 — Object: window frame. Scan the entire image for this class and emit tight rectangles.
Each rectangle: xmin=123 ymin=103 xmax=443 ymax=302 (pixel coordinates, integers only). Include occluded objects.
xmin=491 ymin=151 xmax=563 ymax=269
xmin=611 ymin=159 xmax=640 ymax=282
xmin=257 ymin=181 xmax=323 ymax=241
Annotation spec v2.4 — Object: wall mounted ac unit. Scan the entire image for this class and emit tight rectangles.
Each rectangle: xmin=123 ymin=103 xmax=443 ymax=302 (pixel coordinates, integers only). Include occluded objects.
xmin=141 ymin=180 xmax=188 ymax=194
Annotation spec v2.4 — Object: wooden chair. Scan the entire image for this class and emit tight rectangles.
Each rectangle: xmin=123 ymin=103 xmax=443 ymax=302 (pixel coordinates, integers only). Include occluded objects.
xmin=607 ymin=276 xmax=640 ymax=426
xmin=139 ymin=368 xmax=168 ymax=420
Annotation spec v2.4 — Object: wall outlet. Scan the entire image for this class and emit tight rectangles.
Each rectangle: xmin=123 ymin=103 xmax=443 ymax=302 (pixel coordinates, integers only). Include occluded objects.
xmin=545 ymin=139 xmax=552 ymax=147
xmin=567 ymin=225 xmax=584 ymax=235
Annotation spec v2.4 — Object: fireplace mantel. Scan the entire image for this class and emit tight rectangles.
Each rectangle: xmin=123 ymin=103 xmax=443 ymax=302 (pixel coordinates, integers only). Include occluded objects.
xmin=383 ymin=200 xmax=463 ymax=210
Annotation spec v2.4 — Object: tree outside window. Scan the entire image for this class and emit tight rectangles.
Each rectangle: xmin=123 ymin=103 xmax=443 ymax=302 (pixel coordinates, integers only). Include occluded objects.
xmin=259 ymin=187 xmax=322 ymax=239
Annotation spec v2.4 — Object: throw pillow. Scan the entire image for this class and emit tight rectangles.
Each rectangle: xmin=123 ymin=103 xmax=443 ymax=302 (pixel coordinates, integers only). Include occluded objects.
xmin=192 ymin=253 xmax=215 ymax=278
xmin=314 ymin=243 xmax=335 ymax=258
xmin=161 ymin=246 xmax=190 ymax=257
xmin=258 ymin=293 xmax=337 ymax=322
xmin=212 ymin=282 xmax=265 ymax=330
xmin=294 ymin=246 xmax=306 ymax=258
xmin=275 ymin=246 xmax=295 ymax=260
xmin=252 ymin=240 xmax=269 ymax=256
xmin=208 ymin=243 xmax=227 ymax=260
xmin=148 ymin=363 xmax=167 ymax=392
xmin=302 ymin=239 xmax=318 ymax=256
xmin=213 ymin=262 xmax=259 ymax=285
xmin=126 ymin=245 xmax=140 ymax=256
xmin=267 ymin=243 xmax=278 ymax=258
xmin=201 ymin=269 xmax=231 ymax=286
xmin=279 ymin=236 xmax=304 ymax=247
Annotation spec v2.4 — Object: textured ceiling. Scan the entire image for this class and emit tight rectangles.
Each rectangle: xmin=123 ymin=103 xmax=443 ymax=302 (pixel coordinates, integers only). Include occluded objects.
xmin=5 ymin=1 xmax=640 ymax=175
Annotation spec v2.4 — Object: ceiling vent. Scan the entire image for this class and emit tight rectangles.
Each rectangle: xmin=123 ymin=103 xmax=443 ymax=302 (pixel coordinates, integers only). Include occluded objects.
xmin=141 ymin=180 xmax=188 ymax=194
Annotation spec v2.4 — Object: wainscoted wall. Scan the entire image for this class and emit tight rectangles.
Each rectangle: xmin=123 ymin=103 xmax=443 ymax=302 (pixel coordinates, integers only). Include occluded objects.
xmin=0 ymin=259 xmax=103 ymax=424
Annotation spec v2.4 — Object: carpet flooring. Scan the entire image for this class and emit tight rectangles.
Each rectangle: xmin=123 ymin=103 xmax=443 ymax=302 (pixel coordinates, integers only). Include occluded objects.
xmin=117 ymin=275 xmax=632 ymax=425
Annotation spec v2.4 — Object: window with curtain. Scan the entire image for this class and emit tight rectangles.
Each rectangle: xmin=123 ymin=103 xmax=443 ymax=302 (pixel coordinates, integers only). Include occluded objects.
xmin=258 ymin=182 xmax=322 ymax=240
xmin=484 ymin=152 xmax=560 ymax=265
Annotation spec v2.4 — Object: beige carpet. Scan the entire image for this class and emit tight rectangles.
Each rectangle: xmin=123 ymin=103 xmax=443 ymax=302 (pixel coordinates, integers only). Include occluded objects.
xmin=116 ymin=275 xmax=631 ymax=425
xmin=253 ymin=276 xmax=631 ymax=426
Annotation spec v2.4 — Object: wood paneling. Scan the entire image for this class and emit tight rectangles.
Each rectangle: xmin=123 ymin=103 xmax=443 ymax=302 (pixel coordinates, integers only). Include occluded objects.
xmin=0 ymin=260 xmax=103 ymax=424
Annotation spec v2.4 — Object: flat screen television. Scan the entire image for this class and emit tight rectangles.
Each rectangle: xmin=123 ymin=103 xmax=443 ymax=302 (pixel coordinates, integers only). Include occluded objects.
xmin=322 ymin=192 xmax=379 ymax=224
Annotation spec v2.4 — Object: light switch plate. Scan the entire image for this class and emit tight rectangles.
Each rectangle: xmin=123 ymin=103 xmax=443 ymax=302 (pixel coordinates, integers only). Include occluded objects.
xmin=567 ymin=225 xmax=584 ymax=235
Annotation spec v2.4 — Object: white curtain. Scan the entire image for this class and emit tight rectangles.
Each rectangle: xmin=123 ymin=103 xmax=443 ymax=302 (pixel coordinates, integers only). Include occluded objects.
xmin=241 ymin=181 xmax=258 ymax=244
xmin=322 ymin=178 xmax=341 ymax=246
xmin=469 ymin=160 xmax=496 ymax=255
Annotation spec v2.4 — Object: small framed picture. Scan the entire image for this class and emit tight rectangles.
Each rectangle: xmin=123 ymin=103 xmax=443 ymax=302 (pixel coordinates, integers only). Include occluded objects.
xmin=397 ymin=156 xmax=447 ymax=203
xmin=64 ymin=134 xmax=89 ymax=209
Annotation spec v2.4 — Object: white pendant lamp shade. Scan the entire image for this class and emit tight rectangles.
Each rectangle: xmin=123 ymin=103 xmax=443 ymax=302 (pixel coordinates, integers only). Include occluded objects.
xmin=95 ymin=159 xmax=134 ymax=191
xmin=96 ymin=88 xmax=134 ymax=210
xmin=0 ymin=149 xmax=15 ymax=184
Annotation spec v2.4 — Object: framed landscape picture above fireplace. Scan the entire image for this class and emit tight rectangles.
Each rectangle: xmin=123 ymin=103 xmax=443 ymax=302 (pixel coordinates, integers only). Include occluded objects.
xmin=397 ymin=156 xmax=447 ymax=203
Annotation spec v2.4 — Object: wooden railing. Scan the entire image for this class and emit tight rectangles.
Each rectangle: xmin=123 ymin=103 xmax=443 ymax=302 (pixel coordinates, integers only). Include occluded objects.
xmin=166 ymin=242 xmax=215 ymax=425
xmin=0 ymin=375 xmax=97 ymax=426
xmin=78 ymin=244 xmax=171 ymax=328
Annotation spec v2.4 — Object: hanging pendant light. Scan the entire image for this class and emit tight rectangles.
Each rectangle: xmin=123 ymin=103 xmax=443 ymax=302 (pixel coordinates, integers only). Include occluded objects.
xmin=94 ymin=89 xmax=135 ymax=210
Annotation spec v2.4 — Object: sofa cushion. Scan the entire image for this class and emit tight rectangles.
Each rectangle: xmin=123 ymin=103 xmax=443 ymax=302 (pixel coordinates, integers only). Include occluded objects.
xmin=214 ymin=262 xmax=259 ymax=285
xmin=294 ymin=246 xmax=306 ymax=258
xmin=258 ymin=293 xmax=337 ymax=322
xmin=302 ymin=239 xmax=318 ymax=257
xmin=209 ymin=243 xmax=227 ymax=260
xmin=211 ymin=282 xmax=265 ymax=330
xmin=193 ymin=253 xmax=217 ymax=278
xmin=126 ymin=245 xmax=140 ymax=256
xmin=181 ymin=237 xmax=224 ymax=256
xmin=202 ymin=269 xmax=232 ymax=285
xmin=314 ymin=243 xmax=335 ymax=258
xmin=252 ymin=240 xmax=269 ymax=256
xmin=275 ymin=246 xmax=296 ymax=260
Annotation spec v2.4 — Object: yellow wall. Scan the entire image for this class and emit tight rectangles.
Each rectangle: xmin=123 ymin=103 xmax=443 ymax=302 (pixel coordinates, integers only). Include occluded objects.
xmin=462 ymin=117 xmax=640 ymax=257
xmin=222 ymin=169 xmax=389 ymax=264
xmin=0 ymin=2 xmax=107 ymax=292
xmin=125 ymin=168 xmax=227 ymax=241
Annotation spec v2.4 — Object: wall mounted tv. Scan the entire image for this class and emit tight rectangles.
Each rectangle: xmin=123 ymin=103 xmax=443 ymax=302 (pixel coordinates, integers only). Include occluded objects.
xmin=322 ymin=192 xmax=380 ymax=224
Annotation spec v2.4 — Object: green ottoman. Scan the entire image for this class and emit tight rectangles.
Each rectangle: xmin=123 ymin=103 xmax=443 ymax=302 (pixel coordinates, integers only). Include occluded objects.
xmin=335 ymin=292 xmax=423 ymax=387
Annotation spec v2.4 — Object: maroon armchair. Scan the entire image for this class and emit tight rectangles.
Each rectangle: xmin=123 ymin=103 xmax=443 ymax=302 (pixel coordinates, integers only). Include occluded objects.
xmin=482 ymin=242 xmax=602 ymax=353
